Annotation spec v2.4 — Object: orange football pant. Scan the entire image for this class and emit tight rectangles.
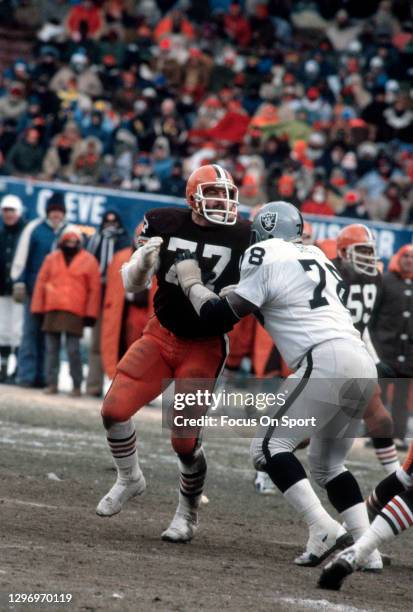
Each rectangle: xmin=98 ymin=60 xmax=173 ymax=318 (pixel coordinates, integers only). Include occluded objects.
xmin=102 ymin=316 xmax=228 ymax=455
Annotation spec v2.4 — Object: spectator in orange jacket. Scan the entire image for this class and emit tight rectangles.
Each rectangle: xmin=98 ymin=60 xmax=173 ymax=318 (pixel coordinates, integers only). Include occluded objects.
xmin=101 ymin=244 xmax=156 ymax=380
xmin=31 ymin=227 xmax=101 ymax=396
xmin=153 ymin=9 xmax=194 ymax=42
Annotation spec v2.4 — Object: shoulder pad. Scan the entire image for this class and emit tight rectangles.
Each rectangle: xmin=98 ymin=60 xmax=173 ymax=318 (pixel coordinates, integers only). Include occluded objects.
xmin=145 ymin=207 xmax=189 ymax=235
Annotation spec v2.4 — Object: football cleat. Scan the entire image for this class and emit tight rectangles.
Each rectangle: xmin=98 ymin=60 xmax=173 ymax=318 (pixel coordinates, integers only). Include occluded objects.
xmin=359 ymin=548 xmax=383 ymax=573
xmin=254 ymin=471 xmax=277 ymax=495
xmin=318 ymin=547 xmax=358 ymax=590
xmin=96 ymin=473 xmax=146 ymax=517
xmin=161 ymin=510 xmax=198 ymax=543
xmin=294 ymin=522 xmax=353 ymax=567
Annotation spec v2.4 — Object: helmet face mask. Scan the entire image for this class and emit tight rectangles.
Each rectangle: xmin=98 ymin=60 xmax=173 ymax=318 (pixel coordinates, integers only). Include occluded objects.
xmin=337 ymin=224 xmax=378 ymax=277
xmin=186 ymin=164 xmax=238 ymax=226
xmin=345 ymin=243 xmax=378 ymax=276
xmin=194 ymin=181 xmax=238 ymax=225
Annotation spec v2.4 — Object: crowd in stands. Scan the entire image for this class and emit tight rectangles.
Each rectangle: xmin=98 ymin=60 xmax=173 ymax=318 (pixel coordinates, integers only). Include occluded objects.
xmin=0 ymin=0 xmax=412 ymax=225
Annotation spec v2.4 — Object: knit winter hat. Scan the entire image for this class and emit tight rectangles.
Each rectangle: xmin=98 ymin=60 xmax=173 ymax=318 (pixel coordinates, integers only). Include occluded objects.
xmin=46 ymin=192 xmax=66 ymax=214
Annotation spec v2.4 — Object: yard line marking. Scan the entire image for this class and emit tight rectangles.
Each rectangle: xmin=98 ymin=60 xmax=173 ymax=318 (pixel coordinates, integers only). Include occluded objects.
xmin=279 ymin=598 xmax=371 ymax=612
xmin=0 ymin=497 xmax=59 ymax=510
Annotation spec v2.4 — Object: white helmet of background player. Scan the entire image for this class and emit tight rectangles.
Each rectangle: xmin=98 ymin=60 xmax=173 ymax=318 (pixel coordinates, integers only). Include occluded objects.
xmin=186 ymin=164 xmax=238 ymax=225
xmin=336 ymin=223 xmax=379 ymax=276
xmin=251 ymin=201 xmax=304 ymax=244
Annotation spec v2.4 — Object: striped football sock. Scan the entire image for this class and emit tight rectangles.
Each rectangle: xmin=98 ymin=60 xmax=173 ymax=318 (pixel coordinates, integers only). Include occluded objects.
xmin=177 ymin=447 xmax=207 ymax=513
xmin=357 ymin=490 xmax=413 ymax=562
xmin=106 ymin=419 xmax=141 ymax=480
xmin=372 ymin=438 xmax=400 ymax=474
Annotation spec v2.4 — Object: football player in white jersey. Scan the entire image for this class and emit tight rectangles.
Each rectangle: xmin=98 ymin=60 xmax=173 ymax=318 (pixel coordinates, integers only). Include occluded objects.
xmin=174 ymin=201 xmax=382 ymax=570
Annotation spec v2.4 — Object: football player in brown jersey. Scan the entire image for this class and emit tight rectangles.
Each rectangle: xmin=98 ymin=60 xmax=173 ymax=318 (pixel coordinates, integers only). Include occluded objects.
xmin=334 ymin=224 xmax=400 ymax=475
xmin=96 ymin=164 xmax=251 ymax=542
xmin=319 ymin=440 xmax=413 ymax=590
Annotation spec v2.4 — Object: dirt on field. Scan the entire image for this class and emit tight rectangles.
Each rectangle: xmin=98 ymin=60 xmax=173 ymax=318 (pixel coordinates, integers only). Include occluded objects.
xmin=0 ymin=385 xmax=412 ymax=612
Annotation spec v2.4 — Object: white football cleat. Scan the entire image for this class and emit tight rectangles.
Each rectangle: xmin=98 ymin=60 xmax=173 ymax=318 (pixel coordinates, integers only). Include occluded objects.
xmin=318 ymin=546 xmax=358 ymax=590
xmin=254 ymin=471 xmax=277 ymax=495
xmin=359 ymin=548 xmax=383 ymax=573
xmin=295 ymin=521 xmax=353 ymax=567
xmin=96 ymin=473 xmax=146 ymax=517
xmin=161 ymin=510 xmax=198 ymax=543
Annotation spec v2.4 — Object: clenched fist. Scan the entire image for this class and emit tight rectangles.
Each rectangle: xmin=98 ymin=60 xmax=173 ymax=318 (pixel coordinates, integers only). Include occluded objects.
xmin=122 ymin=236 xmax=163 ymax=292
xmin=175 ymin=250 xmax=202 ymax=296
xmin=139 ymin=236 xmax=163 ymax=271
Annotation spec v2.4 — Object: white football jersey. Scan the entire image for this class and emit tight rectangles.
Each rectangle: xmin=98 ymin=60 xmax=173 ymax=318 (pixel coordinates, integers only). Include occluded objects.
xmin=234 ymin=239 xmax=363 ymax=369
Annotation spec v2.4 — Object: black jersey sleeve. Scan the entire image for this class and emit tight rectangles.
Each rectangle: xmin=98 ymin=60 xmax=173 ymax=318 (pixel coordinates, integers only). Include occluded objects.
xmin=199 ymin=297 xmax=240 ymax=335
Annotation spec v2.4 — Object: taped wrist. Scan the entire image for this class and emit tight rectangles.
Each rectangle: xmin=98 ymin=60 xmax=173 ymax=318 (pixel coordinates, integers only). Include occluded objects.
xmin=121 ymin=249 xmax=154 ymax=292
xmin=187 ymin=284 xmax=217 ymax=314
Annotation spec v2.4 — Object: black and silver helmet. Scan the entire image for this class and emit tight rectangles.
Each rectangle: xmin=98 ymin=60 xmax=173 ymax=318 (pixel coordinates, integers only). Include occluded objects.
xmin=251 ymin=201 xmax=304 ymax=244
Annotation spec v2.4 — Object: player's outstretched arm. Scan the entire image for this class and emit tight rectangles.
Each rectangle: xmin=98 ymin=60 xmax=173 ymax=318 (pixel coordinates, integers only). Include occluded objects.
xmin=175 ymin=251 xmax=257 ymax=335
xmin=121 ymin=236 xmax=163 ymax=292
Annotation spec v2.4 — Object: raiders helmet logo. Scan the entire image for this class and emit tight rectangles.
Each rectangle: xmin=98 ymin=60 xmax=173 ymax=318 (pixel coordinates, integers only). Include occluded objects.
xmin=260 ymin=211 xmax=278 ymax=232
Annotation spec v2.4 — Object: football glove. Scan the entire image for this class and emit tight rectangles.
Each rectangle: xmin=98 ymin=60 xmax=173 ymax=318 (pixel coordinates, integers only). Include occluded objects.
xmin=219 ymin=284 xmax=238 ymax=298
xmin=122 ymin=236 xmax=163 ymax=291
xmin=175 ymin=250 xmax=202 ymax=296
xmin=138 ymin=236 xmax=163 ymax=271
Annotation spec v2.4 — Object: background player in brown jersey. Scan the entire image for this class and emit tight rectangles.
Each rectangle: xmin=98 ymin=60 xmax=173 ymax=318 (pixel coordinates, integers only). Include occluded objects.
xmin=333 ymin=224 xmax=400 ymax=475
xmin=96 ymin=164 xmax=251 ymax=542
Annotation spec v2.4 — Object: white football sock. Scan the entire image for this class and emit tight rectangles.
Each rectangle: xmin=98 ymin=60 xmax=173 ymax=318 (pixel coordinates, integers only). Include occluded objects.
xmin=375 ymin=444 xmax=400 ymax=474
xmin=396 ymin=466 xmax=413 ymax=489
xmin=341 ymin=502 xmax=370 ymax=541
xmin=284 ymin=479 xmax=335 ymax=528
xmin=354 ymin=516 xmax=394 ymax=563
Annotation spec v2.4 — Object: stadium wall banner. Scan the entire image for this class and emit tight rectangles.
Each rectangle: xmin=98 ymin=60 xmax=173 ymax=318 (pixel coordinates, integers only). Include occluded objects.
xmin=0 ymin=176 xmax=411 ymax=266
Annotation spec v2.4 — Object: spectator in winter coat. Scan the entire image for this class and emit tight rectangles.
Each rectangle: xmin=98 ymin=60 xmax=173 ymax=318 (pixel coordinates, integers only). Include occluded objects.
xmin=160 ymin=161 xmax=186 ymax=197
xmin=11 ymin=192 xmax=68 ymax=388
xmin=85 ymin=209 xmax=130 ymax=396
xmin=101 ymin=229 xmax=156 ymax=380
xmin=370 ymin=245 xmax=413 ymax=449
xmin=65 ymin=0 xmax=105 ymax=41
xmin=31 ymin=226 xmax=101 ymax=396
xmin=6 ymin=128 xmax=44 ymax=177
xmin=0 ymin=195 xmax=25 ymax=382
xmin=300 ymin=185 xmax=335 ymax=216
xmin=0 ymin=82 xmax=27 ymax=122
xmin=338 ymin=190 xmax=370 ymax=220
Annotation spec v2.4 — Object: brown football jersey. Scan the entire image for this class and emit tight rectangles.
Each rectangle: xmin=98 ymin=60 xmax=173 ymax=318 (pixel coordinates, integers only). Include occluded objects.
xmin=333 ymin=257 xmax=381 ymax=335
xmin=139 ymin=207 xmax=251 ymax=337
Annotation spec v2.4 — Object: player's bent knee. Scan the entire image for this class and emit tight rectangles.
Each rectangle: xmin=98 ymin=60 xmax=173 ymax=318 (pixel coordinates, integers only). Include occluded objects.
xmin=101 ymin=370 xmax=147 ymax=422
xmin=309 ymin=463 xmax=346 ymax=489
xmin=250 ymin=436 xmax=296 ymax=470
xmin=172 ymin=437 xmax=197 ymax=455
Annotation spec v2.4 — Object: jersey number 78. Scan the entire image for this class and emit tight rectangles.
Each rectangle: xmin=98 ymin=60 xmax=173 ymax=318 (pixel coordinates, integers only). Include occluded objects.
xmin=299 ymin=259 xmax=346 ymax=309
